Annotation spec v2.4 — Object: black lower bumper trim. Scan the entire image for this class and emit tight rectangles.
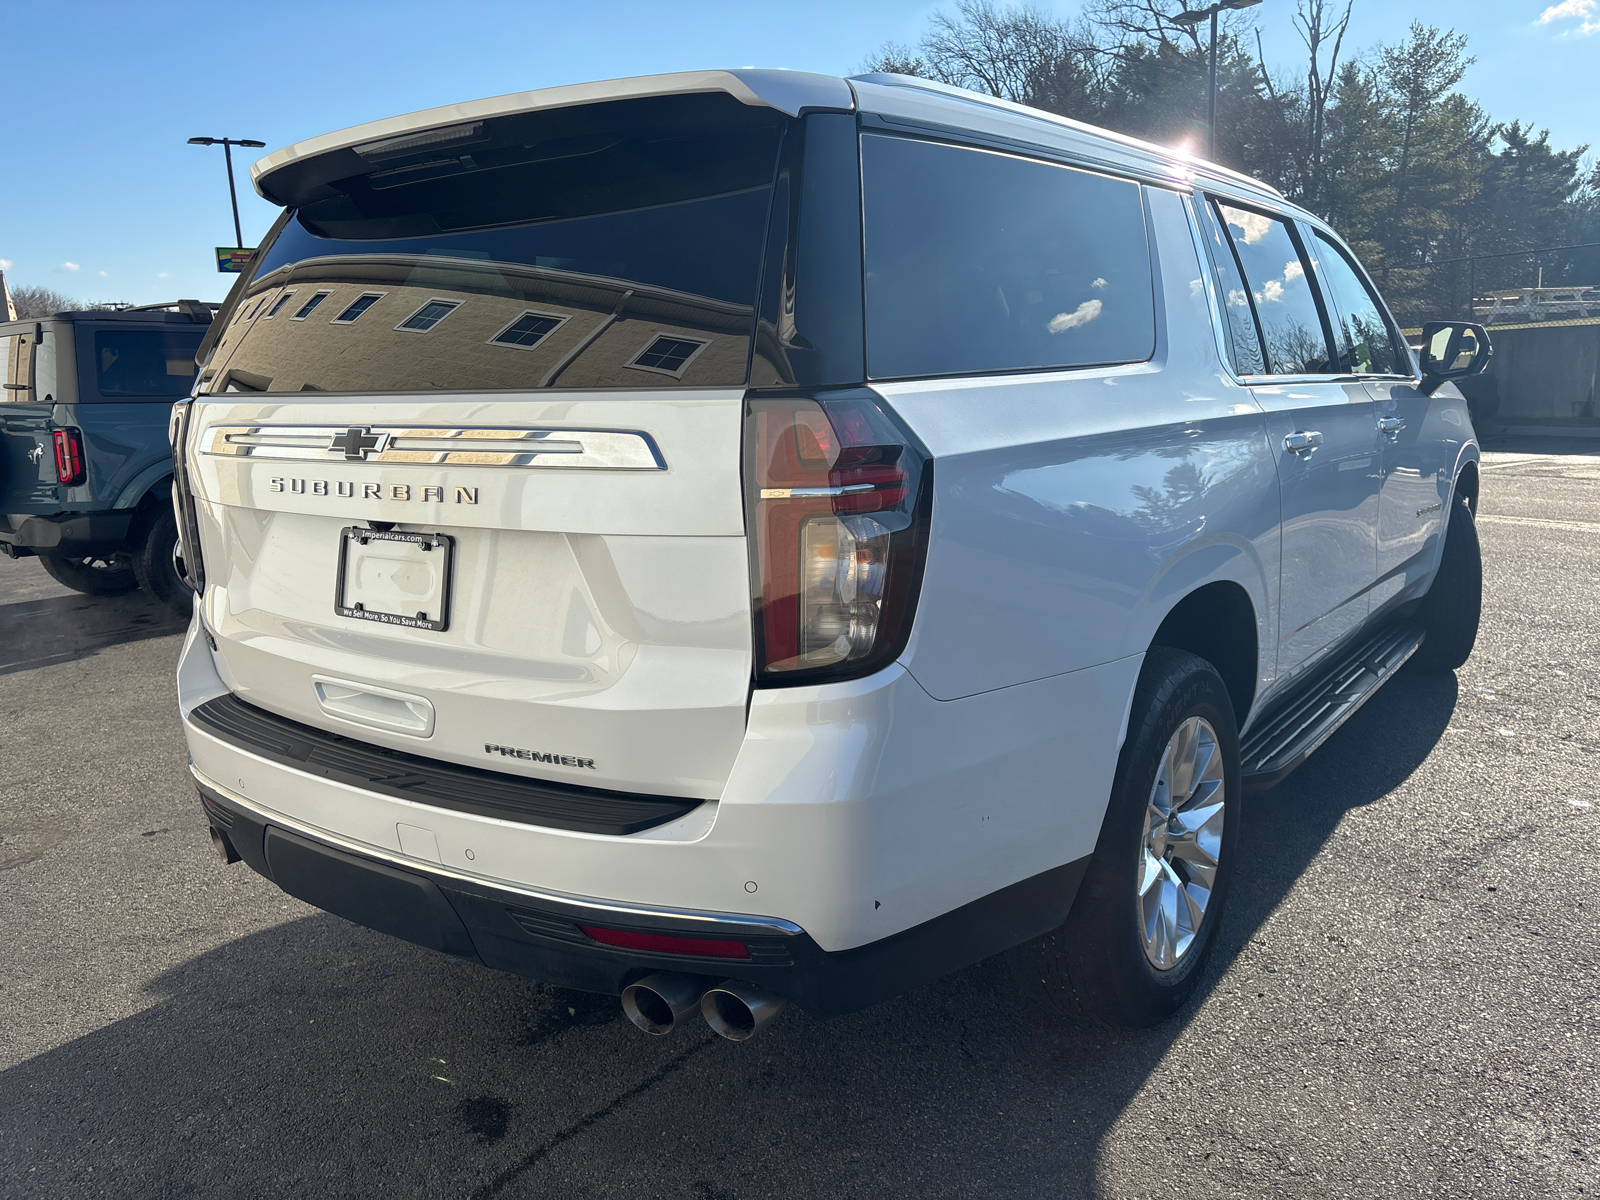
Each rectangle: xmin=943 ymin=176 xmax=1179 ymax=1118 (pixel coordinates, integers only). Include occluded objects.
xmin=195 ymin=782 xmax=1088 ymax=1019
xmin=189 ymin=693 xmax=700 ymax=836
xmin=0 ymin=511 xmax=133 ymax=552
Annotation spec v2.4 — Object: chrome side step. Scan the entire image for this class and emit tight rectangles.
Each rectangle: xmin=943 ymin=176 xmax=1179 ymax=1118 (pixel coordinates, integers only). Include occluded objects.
xmin=1241 ymin=620 xmax=1425 ymax=793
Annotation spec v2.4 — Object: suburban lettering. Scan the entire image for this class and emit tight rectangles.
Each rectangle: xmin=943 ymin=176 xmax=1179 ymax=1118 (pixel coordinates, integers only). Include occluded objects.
xmin=260 ymin=476 xmax=485 ymax=507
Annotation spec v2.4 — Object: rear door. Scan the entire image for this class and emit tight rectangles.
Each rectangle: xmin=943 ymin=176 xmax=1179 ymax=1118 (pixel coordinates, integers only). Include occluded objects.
xmin=185 ymin=94 xmax=791 ymax=800
xmin=1198 ymin=198 xmax=1381 ymax=681
xmin=1304 ymin=229 xmax=1452 ymax=610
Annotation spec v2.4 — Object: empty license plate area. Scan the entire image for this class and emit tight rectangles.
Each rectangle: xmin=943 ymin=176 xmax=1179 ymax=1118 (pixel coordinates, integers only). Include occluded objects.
xmin=335 ymin=527 xmax=454 ymax=631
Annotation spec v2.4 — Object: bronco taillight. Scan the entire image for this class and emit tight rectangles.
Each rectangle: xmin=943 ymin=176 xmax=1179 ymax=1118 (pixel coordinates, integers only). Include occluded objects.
xmin=169 ymin=400 xmax=205 ymax=593
xmin=52 ymin=428 xmax=86 ymax=487
xmin=744 ymin=391 xmax=931 ymax=685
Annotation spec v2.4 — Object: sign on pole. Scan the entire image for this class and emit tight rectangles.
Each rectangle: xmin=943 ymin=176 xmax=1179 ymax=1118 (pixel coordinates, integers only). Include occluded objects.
xmin=215 ymin=247 xmax=256 ymax=273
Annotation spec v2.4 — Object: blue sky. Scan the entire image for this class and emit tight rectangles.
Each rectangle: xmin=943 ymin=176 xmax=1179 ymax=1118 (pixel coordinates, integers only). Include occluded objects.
xmin=4 ymin=0 xmax=1596 ymax=306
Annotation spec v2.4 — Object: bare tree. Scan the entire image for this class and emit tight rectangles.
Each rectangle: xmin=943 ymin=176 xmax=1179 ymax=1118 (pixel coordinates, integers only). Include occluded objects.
xmin=862 ymin=1 xmax=1112 ymax=119
xmin=9 ymin=284 xmax=80 ymax=319
xmin=857 ymin=42 xmax=929 ymax=77
xmin=1093 ymin=0 xmax=1205 ymax=53
xmin=1296 ymin=0 xmax=1353 ymax=207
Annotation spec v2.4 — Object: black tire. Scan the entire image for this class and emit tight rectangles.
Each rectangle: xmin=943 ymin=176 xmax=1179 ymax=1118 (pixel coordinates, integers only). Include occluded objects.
xmin=1409 ymin=494 xmax=1481 ymax=673
xmin=1011 ymin=648 xmax=1241 ymax=1028
xmin=37 ymin=550 xmax=140 ymax=595
xmin=131 ymin=505 xmax=192 ymax=617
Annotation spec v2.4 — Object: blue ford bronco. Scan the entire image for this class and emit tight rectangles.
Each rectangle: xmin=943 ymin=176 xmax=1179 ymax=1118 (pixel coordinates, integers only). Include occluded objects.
xmin=0 ymin=301 xmax=215 ymax=613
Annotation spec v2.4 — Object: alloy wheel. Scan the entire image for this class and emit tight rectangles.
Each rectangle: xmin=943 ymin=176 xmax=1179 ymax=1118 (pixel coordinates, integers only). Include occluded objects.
xmin=1137 ymin=715 xmax=1226 ymax=970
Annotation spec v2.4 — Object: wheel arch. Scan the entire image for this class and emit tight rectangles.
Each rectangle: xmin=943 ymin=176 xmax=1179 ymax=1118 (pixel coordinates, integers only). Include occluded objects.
xmin=1147 ymin=580 xmax=1259 ymax=728
xmin=1453 ymin=455 xmax=1480 ymax=516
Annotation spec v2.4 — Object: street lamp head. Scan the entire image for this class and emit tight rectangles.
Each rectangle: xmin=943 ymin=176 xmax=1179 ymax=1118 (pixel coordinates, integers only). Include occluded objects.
xmin=1172 ymin=9 xmax=1209 ymax=25
xmin=237 ymin=140 xmax=267 ymax=148
xmin=187 ymin=137 xmax=216 ymax=145
xmin=1223 ymin=0 xmax=1264 ymax=9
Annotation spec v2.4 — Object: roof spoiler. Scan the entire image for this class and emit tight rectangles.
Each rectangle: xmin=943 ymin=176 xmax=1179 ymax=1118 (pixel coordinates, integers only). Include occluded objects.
xmin=251 ymin=70 xmax=855 ymax=208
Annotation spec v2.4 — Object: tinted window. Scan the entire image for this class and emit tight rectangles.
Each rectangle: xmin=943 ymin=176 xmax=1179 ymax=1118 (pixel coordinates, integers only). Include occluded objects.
xmin=204 ymin=95 xmax=784 ymax=393
xmin=1193 ymin=199 xmax=1265 ymax=374
xmin=1214 ymin=202 xmax=1333 ymax=376
xmin=862 ymin=135 xmax=1155 ymax=379
xmin=87 ymin=329 xmax=203 ymax=399
xmin=1313 ymin=233 xmax=1404 ymax=375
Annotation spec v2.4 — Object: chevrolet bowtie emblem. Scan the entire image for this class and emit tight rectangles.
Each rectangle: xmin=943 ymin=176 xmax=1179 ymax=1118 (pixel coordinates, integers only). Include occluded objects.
xmin=328 ymin=426 xmax=389 ymax=461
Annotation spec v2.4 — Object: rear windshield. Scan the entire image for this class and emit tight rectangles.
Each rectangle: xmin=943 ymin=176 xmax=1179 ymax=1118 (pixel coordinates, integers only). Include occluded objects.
xmin=203 ymin=95 xmax=785 ymax=394
xmin=80 ymin=328 xmax=204 ymax=400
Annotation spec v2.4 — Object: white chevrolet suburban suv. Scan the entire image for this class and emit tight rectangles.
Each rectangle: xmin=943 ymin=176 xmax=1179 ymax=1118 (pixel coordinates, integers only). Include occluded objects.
xmin=174 ymin=70 xmax=1490 ymax=1038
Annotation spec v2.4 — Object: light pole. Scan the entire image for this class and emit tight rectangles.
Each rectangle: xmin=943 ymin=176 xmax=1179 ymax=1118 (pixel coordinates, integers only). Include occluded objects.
xmin=187 ymin=136 xmax=266 ymax=250
xmin=1172 ymin=0 xmax=1263 ymax=162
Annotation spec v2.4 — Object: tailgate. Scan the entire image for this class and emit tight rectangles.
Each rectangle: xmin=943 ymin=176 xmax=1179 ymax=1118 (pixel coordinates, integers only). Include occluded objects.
xmin=186 ymin=392 xmax=751 ymax=799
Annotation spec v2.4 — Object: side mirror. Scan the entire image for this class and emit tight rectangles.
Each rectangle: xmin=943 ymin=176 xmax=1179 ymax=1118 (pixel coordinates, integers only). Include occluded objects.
xmin=1419 ymin=321 xmax=1492 ymax=396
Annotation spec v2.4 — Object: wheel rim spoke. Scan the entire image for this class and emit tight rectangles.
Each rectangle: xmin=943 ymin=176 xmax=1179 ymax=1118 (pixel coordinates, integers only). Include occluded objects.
xmin=1137 ymin=714 xmax=1227 ymax=972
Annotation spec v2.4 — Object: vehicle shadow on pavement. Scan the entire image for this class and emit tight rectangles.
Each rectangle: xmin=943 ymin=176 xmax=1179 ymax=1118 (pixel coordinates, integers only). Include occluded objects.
xmin=0 ymin=591 xmax=187 ymax=677
xmin=0 ymin=672 xmax=1458 ymax=1199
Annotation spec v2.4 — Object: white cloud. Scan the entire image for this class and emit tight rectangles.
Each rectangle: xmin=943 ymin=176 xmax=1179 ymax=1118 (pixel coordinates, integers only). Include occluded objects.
xmin=1284 ymin=260 xmax=1305 ymax=282
xmin=99 ymin=270 xmax=109 ymax=278
xmin=157 ymin=271 xmax=170 ymax=279
xmin=1226 ymin=288 xmax=1251 ymax=308
xmin=59 ymin=261 xmax=81 ymax=272
xmin=1091 ymin=277 xmax=1108 ymax=289
xmin=1048 ymin=299 xmax=1103 ymax=333
xmin=1540 ymin=0 xmax=1599 ymax=33
xmin=1256 ymin=279 xmax=1285 ymax=304
xmin=1225 ymin=208 xmax=1273 ymax=245
xmin=0 ymin=258 xmax=12 ymax=271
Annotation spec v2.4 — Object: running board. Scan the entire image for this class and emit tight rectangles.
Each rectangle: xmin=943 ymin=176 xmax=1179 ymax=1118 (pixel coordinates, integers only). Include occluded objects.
xmin=1241 ymin=621 xmax=1425 ymax=793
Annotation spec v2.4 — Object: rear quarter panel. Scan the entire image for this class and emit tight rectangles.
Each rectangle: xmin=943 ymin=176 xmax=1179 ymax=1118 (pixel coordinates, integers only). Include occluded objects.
xmin=56 ymin=401 xmax=174 ymax=512
xmin=883 ymin=186 xmax=1281 ymax=706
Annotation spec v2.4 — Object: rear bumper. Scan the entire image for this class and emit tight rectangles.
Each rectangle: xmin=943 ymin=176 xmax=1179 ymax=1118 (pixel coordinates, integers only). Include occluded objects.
xmin=0 ymin=511 xmax=133 ymax=554
xmin=195 ymin=771 xmax=1086 ymax=1018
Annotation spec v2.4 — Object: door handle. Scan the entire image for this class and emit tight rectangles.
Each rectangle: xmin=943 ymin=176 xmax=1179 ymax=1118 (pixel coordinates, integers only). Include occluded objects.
xmin=1284 ymin=430 xmax=1323 ymax=456
xmin=1378 ymin=417 xmax=1406 ymax=437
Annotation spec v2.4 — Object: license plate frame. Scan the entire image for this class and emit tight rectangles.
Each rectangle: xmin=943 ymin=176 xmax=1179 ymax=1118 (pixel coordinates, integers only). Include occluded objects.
xmin=334 ymin=526 xmax=454 ymax=632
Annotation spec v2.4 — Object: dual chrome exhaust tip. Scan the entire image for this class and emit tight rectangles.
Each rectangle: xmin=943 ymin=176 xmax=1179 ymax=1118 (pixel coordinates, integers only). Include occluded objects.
xmin=621 ymin=972 xmax=786 ymax=1041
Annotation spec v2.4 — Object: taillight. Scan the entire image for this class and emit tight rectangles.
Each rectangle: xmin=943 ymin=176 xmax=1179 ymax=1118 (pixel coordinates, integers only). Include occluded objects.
xmin=744 ymin=391 xmax=931 ymax=685
xmin=52 ymin=428 xmax=86 ymax=486
xmin=169 ymin=400 xmax=205 ymax=593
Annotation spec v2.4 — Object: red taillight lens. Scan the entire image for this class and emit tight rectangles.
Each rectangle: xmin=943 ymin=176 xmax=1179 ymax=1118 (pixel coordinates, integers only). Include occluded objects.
xmin=580 ymin=926 xmax=751 ymax=960
xmin=52 ymin=428 xmax=86 ymax=486
xmin=745 ymin=392 xmax=931 ymax=685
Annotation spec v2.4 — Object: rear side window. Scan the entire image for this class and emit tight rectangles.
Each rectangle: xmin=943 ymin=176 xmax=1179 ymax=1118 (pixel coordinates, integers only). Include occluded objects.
xmin=1312 ymin=233 xmax=1405 ymax=376
xmin=203 ymin=94 xmax=786 ymax=393
xmin=1212 ymin=201 xmax=1333 ymax=376
xmin=84 ymin=329 xmax=204 ymax=399
xmin=1193 ymin=199 xmax=1266 ymax=374
xmin=862 ymin=135 xmax=1155 ymax=380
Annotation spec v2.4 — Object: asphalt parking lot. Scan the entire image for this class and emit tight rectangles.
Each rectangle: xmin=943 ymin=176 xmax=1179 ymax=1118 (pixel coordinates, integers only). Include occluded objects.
xmin=2 ymin=441 xmax=1597 ymax=1199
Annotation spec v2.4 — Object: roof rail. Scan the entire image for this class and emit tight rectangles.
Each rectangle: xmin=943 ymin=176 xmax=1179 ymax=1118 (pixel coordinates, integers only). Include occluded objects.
xmin=847 ymin=73 xmax=1284 ymax=199
xmin=123 ymin=299 xmax=220 ymax=322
